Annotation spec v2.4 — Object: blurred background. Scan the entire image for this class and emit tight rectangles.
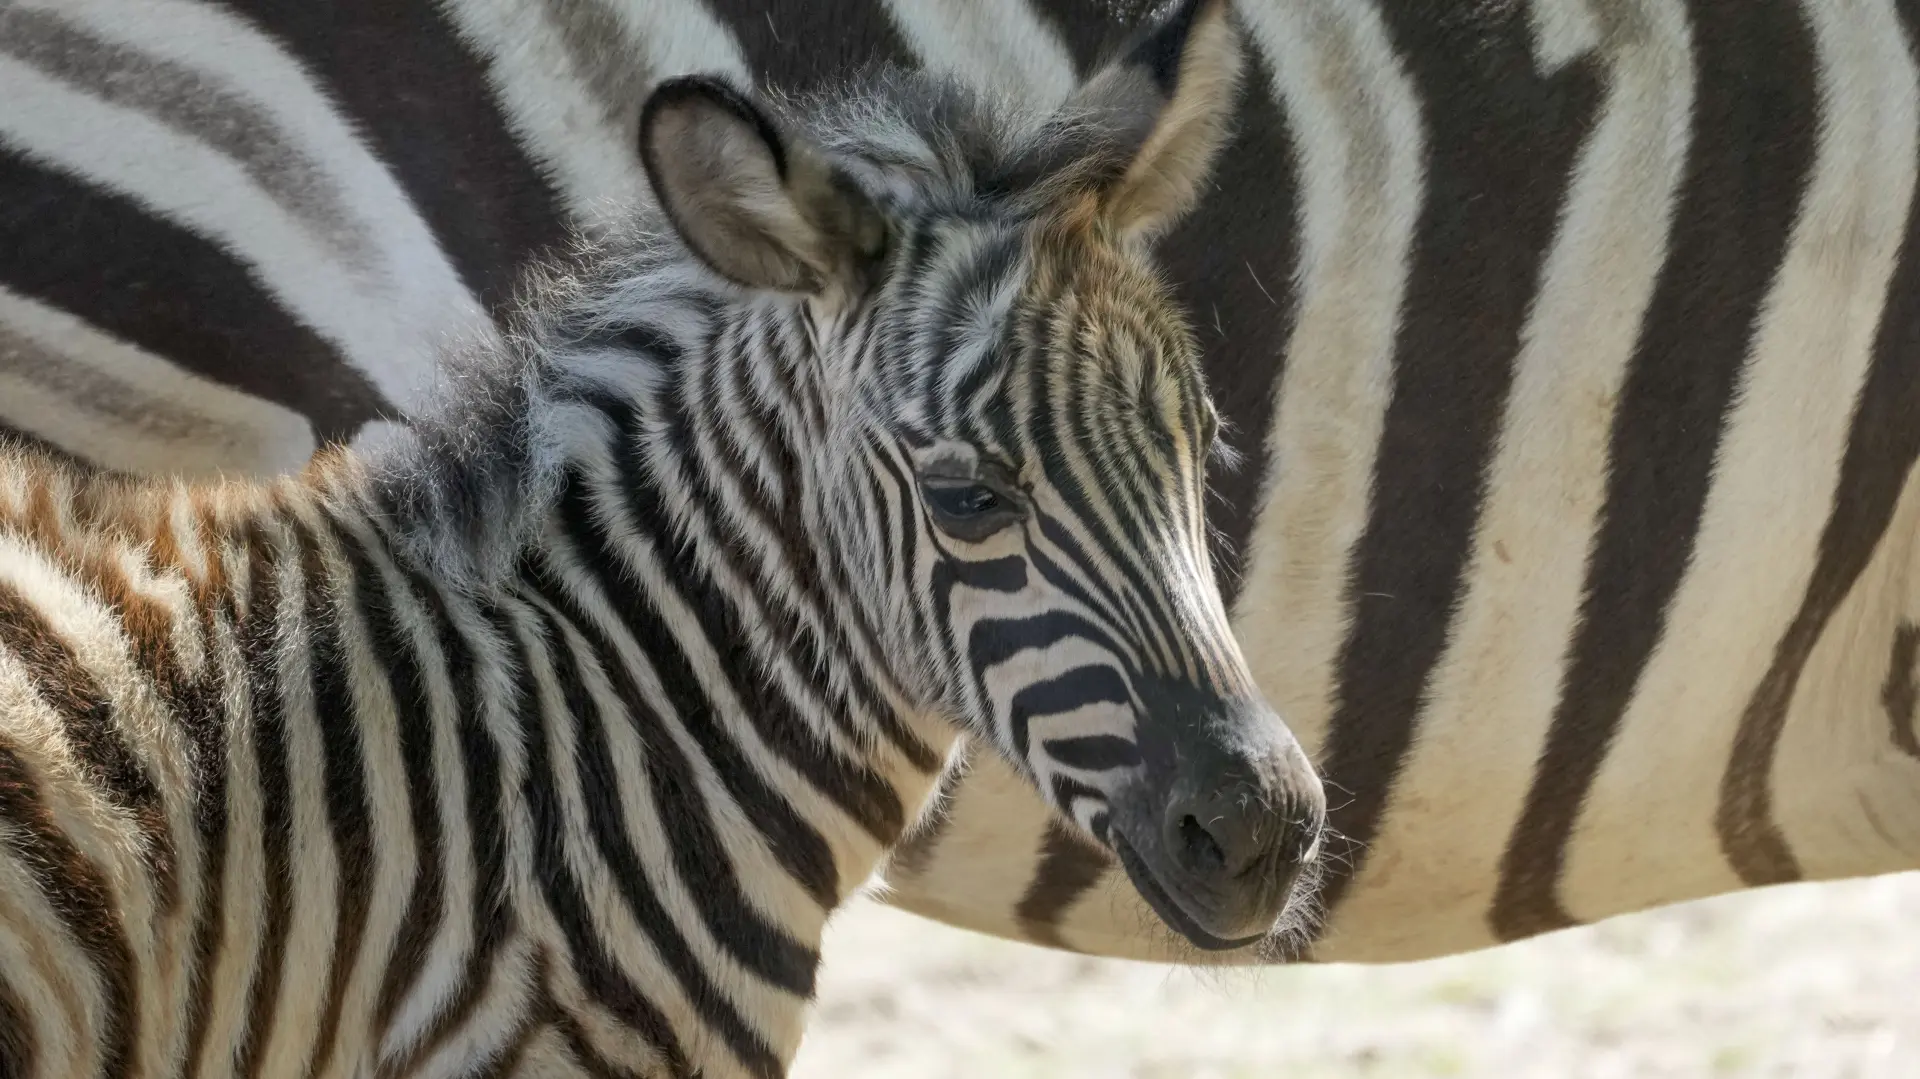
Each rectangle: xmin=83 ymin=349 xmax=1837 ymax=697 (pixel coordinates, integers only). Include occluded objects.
xmin=792 ymin=873 xmax=1920 ymax=1079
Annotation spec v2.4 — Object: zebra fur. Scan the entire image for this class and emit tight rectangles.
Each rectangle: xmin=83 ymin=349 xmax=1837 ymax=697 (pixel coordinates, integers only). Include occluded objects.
xmin=0 ymin=10 xmax=1327 ymax=1074
xmin=7 ymin=0 xmax=1920 ymax=971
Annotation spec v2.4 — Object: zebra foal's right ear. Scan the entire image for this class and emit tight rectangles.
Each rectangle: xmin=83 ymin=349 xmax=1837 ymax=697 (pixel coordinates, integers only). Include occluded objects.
xmin=640 ymin=75 xmax=887 ymax=295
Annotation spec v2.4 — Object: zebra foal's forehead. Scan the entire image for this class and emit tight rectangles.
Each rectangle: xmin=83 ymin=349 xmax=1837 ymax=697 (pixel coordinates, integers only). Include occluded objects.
xmin=778 ymin=69 xmax=1215 ymax=456
xmin=791 ymin=71 xmax=1104 ymax=213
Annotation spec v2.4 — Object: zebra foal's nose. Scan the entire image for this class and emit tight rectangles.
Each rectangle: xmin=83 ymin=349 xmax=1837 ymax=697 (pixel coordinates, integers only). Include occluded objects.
xmin=1164 ymin=769 xmax=1318 ymax=884
xmin=1110 ymin=681 xmax=1326 ymax=950
xmin=1159 ymin=724 xmax=1323 ymax=887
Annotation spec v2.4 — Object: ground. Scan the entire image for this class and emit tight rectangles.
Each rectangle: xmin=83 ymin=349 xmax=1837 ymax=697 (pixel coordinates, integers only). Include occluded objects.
xmin=792 ymin=872 xmax=1920 ymax=1078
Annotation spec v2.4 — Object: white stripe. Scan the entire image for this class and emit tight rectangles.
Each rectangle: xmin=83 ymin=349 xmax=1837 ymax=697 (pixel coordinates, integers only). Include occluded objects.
xmin=8 ymin=0 xmax=487 ymax=415
xmin=0 ymin=71 xmax=450 ymax=423
xmin=290 ymin=505 xmax=418 ymax=1079
xmin=197 ymin=608 xmax=270 ymax=1078
xmin=881 ymin=0 xmax=1077 ymax=106
xmin=1529 ymin=0 xmax=1602 ymax=74
xmin=0 ymin=287 xmax=317 ymax=476
xmin=1230 ymin=0 xmax=1423 ymax=760
xmin=256 ymin=536 xmax=341 ymax=1077
xmin=500 ymin=600 xmax=711 ymax=1063
xmin=0 ymin=838 xmax=93 ymax=1078
xmin=378 ymin=586 xmax=486 ymax=1066
xmin=595 ymin=0 xmax=751 ymax=87
xmin=1771 ymin=460 xmax=1920 ymax=878
xmin=1751 ymin=19 xmax=1920 ymax=884
xmin=1563 ymin=0 xmax=1920 ymax=921
xmin=1327 ymin=0 xmax=1695 ymax=958
xmin=438 ymin=0 xmax=749 ymax=231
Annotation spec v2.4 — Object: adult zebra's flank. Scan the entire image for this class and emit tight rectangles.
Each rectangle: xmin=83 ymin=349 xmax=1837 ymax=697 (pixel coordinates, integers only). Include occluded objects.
xmin=0 ymin=7 xmax=1327 ymax=1074
xmin=6 ymin=0 xmax=1920 ymax=966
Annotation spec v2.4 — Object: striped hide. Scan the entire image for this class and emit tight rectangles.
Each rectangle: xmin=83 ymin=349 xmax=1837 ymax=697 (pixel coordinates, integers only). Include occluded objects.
xmin=3 ymin=0 xmax=1920 ymax=967
xmin=0 ymin=11 xmax=1331 ymax=1074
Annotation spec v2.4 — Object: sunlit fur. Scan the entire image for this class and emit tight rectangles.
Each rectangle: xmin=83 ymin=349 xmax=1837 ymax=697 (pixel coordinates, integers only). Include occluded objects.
xmin=12 ymin=0 xmax=1920 ymax=979
xmin=0 ymin=48 xmax=1301 ymax=1078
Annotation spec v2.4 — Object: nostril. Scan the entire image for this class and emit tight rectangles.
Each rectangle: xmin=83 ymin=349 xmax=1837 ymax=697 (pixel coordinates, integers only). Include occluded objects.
xmin=1177 ymin=813 xmax=1226 ymax=873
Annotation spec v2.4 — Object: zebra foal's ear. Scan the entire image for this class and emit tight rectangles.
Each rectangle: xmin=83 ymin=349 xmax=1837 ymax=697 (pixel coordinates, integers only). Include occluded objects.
xmin=639 ymin=76 xmax=886 ymax=294
xmin=1066 ymin=0 xmax=1245 ymax=241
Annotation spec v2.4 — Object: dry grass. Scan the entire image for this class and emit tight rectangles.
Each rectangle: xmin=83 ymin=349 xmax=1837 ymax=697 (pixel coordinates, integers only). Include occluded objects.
xmin=793 ymin=872 xmax=1920 ymax=1078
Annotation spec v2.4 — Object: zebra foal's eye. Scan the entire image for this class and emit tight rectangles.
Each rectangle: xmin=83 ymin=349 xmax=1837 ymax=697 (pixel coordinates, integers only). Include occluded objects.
xmin=920 ymin=478 xmax=1022 ymax=541
xmin=927 ymin=484 xmax=999 ymax=517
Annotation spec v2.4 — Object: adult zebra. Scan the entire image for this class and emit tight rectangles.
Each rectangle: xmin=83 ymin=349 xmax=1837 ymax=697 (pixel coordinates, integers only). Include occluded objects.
xmin=4 ymin=0 xmax=1920 ymax=968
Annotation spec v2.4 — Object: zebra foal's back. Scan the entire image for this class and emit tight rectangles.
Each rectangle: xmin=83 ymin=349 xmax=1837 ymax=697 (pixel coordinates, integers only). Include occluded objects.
xmin=0 ymin=457 xmax=371 ymax=1078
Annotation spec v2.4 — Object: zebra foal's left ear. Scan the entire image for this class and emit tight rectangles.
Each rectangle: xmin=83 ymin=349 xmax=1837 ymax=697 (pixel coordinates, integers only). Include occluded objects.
xmin=1067 ymin=0 xmax=1246 ymax=241
xmin=640 ymin=75 xmax=887 ymax=294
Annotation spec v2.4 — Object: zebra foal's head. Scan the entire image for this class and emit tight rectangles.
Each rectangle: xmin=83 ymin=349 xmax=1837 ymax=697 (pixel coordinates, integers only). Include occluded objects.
xmin=637 ymin=0 xmax=1322 ymax=948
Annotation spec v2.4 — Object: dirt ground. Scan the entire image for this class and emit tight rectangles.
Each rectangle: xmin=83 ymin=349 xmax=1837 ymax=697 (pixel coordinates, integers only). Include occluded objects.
xmin=791 ymin=872 xmax=1920 ymax=1078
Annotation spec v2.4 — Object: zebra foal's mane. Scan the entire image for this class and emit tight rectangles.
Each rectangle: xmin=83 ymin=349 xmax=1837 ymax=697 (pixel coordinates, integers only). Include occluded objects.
xmin=369 ymin=67 xmax=1157 ymax=592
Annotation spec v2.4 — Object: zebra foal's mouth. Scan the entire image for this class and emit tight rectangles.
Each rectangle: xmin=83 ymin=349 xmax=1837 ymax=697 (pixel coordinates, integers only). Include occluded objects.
xmin=1111 ymin=831 xmax=1270 ymax=952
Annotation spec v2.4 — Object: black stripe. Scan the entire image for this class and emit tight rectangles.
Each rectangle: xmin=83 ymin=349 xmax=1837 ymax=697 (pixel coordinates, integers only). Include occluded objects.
xmin=335 ymin=518 xmax=448 ymax=1040
xmin=179 ymin=566 xmax=236 ymax=1076
xmin=294 ymin=518 xmax=377 ymax=1078
xmin=968 ymin=609 xmax=1134 ymax=680
xmin=234 ymin=525 xmax=294 ymax=1079
xmin=0 ymin=149 xmax=385 ymax=444
xmin=617 ymin=384 xmax=918 ymax=838
xmin=0 ymin=8 xmax=374 ymax=269
xmin=0 ymin=737 xmax=137 ymax=1075
xmin=944 ymin=240 xmax=1027 ymax=418
xmin=226 ymin=0 xmax=570 ymax=316
xmin=1013 ymin=820 xmax=1111 ymax=949
xmin=0 ymin=973 xmax=33 ymax=1076
xmin=681 ymin=350 xmax=938 ymax=774
xmin=705 ymin=0 xmax=912 ymax=94
xmin=1044 ymin=734 xmax=1142 ymax=772
xmin=946 ymin=554 xmax=1029 ymax=593
xmin=1717 ymin=2 xmax=1920 ymax=881
xmin=1032 ymin=0 xmax=1158 ymax=76
xmin=0 ymin=579 xmax=174 ymax=895
xmin=1026 ymin=514 xmax=1150 ymax=658
xmin=397 ymin=565 xmax=516 ymax=1062
xmin=1493 ymin=1 xmax=1818 ymax=939
xmin=525 ymin=598 xmax=818 ymax=998
xmin=1314 ymin=6 xmax=1601 ymax=919
xmin=1008 ymin=665 xmax=1132 ymax=763
xmin=505 ymin=609 xmax=694 ymax=1075
xmin=870 ymin=436 xmax=942 ymax=668
xmin=1031 ymin=299 xmax=1172 ymax=661
xmin=1047 ymin=773 xmax=1106 ymax=820
xmin=1054 ymin=349 xmax=1185 ymax=664
xmin=546 ymin=482 xmax=841 ymax=906
xmin=1884 ymin=623 xmax=1920 ymax=761
xmin=1168 ymin=65 xmax=1299 ymax=599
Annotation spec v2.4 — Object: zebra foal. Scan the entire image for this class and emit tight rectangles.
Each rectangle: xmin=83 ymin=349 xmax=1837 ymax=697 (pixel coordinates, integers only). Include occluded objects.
xmin=0 ymin=1 xmax=1323 ymax=1075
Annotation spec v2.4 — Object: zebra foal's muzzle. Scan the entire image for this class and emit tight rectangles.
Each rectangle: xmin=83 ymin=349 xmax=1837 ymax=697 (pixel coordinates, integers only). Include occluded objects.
xmin=1108 ymin=677 xmax=1326 ymax=950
